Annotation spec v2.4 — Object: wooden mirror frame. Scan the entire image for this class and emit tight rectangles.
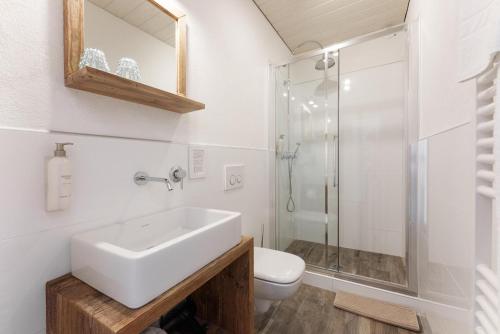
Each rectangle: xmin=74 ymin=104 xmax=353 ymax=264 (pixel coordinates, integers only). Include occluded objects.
xmin=63 ymin=0 xmax=204 ymax=113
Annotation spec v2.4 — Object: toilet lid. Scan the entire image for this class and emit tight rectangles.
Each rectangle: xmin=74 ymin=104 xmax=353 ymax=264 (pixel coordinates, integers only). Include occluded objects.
xmin=254 ymin=247 xmax=305 ymax=284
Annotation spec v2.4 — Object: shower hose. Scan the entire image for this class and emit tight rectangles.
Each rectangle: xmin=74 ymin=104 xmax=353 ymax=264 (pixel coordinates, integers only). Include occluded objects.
xmin=286 ymin=158 xmax=296 ymax=212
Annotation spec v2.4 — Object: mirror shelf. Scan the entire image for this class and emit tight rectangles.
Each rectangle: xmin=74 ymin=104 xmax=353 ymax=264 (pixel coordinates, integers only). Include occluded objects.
xmin=66 ymin=67 xmax=204 ymax=113
xmin=63 ymin=0 xmax=204 ymax=113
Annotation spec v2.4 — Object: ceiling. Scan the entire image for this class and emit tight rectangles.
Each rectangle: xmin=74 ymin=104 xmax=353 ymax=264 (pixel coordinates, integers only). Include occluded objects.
xmin=253 ymin=0 xmax=410 ymax=53
xmin=88 ymin=0 xmax=176 ymax=47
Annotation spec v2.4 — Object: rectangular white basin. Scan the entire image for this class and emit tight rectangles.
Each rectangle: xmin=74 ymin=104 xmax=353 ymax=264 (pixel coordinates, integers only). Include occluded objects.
xmin=71 ymin=207 xmax=242 ymax=308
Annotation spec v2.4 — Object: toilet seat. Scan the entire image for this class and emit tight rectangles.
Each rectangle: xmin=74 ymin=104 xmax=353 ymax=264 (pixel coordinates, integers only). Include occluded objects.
xmin=254 ymin=247 xmax=305 ymax=284
xmin=254 ymin=274 xmax=303 ymax=300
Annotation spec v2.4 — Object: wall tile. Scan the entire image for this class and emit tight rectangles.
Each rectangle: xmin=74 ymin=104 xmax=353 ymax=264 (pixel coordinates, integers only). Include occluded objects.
xmin=338 ymin=60 xmax=407 ymax=257
xmin=418 ymin=123 xmax=474 ymax=310
xmin=0 ymin=129 xmax=270 ymax=334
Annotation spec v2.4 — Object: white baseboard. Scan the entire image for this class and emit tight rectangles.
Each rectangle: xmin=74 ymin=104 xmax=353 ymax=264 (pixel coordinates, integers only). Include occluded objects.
xmin=303 ymin=270 xmax=473 ymax=333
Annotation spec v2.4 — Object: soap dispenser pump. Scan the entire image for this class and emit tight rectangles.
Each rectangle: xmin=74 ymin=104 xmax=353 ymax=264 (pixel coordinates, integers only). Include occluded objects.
xmin=46 ymin=143 xmax=73 ymax=212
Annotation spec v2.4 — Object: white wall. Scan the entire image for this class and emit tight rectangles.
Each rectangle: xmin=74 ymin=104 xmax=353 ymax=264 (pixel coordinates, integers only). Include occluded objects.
xmin=406 ymin=0 xmax=476 ymax=333
xmin=410 ymin=0 xmax=475 ymax=138
xmin=84 ymin=1 xmax=177 ymax=92
xmin=419 ymin=124 xmax=475 ymax=305
xmin=0 ymin=0 xmax=289 ymax=148
xmin=0 ymin=0 xmax=289 ymax=333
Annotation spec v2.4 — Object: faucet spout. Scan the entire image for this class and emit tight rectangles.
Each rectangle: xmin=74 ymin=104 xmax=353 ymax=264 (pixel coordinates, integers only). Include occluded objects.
xmin=164 ymin=178 xmax=173 ymax=191
xmin=134 ymin=172 xmax=174 ymax=191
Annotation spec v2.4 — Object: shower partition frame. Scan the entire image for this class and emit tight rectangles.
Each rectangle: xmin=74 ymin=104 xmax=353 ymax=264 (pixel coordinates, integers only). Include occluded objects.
xmin=273 ymin=23 xmax=419 ymax=296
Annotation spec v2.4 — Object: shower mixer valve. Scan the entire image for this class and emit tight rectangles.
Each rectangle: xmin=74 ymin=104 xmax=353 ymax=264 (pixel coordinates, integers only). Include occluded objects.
xmin=281 ymin=151 xmax=297 ymax=160
xmin=280 ymin=143 xmax=301 ymax=160
xmin=169 ymin=166 xmax=187 ymax=189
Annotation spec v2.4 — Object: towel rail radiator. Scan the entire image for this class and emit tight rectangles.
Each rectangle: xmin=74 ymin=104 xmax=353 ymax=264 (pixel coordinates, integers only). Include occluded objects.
xmin=474 ymin=56 xmax=500 ymax=334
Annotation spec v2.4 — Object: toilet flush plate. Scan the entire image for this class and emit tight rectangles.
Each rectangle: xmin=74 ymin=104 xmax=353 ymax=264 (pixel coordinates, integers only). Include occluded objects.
xmin=224 ymin=164 xmax=244 ymax=191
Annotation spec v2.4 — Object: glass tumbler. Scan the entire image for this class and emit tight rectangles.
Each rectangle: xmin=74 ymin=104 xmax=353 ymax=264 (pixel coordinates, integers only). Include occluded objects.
xmin=79 ymin=48 xmax=110 ymax=72
xmin=115 ymin=57 xmax=141 ymax=81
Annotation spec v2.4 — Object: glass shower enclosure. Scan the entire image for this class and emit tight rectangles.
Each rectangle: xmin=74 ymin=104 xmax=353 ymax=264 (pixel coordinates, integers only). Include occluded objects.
xmin=275 ymin=50 xmax=340 ymax=270
xmin=274 ymin=25 xmax=413 ymax=292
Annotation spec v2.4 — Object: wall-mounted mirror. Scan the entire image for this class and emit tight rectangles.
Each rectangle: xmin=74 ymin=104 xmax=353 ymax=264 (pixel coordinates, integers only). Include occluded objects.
xmin=64 ymin=0 xmax=204 ymax=113
xmin=84 ymin=0 xmax=178 ymax=93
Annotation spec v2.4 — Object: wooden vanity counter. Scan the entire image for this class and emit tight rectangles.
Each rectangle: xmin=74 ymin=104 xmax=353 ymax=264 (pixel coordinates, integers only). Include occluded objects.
xmin=46 ymin=236 xmax=254 ymax=334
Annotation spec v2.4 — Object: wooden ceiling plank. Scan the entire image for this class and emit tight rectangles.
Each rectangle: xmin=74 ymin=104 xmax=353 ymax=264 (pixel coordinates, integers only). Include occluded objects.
xmin=104 ymin=0 xmax=144 ymax=18
xmin=88 ymin=0 xmax=114 ymax=8
xmin=277 ymin=0 xmax=406 ymax=37
xmin=254 ymin=0 xmax=409 ymax=51
xmin=88 ymin=0 xmax=176 ymax=47
xmin=259 ymin=0 xmax=364 ymax=28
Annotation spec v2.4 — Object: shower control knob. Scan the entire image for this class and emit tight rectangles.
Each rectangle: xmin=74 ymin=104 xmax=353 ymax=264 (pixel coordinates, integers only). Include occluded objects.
xmin=173 ymin=168 xmax=186 ymax=180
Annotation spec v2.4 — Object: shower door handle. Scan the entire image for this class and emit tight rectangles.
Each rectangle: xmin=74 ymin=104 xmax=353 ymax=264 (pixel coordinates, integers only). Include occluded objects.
xmin=332 ymin=135 xmax=337 ymax=188
xmin=325 ymin=183 xmax=328 ymax=214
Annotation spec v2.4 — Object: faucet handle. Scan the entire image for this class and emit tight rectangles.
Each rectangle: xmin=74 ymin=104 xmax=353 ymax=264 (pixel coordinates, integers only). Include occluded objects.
xmin=169 ymin=166 xmax=187 ymax=189
xmin=174 ymin=168 xmax=187 ymax=180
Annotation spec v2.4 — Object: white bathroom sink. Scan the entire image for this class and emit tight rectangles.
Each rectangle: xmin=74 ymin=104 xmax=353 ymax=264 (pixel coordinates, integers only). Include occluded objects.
xmin=71 ymin=207 xmax=242 ymax=308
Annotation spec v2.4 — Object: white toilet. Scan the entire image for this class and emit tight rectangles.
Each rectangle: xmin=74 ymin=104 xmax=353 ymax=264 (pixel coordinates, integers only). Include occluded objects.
xmin=254 ymin=247 xmax=306 ymax=313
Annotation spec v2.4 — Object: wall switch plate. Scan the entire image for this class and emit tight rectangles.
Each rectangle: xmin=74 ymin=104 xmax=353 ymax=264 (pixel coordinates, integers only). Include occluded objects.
xmin=224 ymin=164 xmax=244 ymax=191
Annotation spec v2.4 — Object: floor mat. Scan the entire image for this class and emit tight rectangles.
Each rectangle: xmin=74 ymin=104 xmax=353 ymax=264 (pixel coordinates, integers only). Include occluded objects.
xmin=333 ymin=291 xmax=420 ymax=332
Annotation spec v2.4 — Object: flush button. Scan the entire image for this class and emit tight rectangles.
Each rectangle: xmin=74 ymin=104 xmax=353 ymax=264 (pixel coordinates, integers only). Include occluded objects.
xmin=224 ymin=165 xmax=244 ymax=191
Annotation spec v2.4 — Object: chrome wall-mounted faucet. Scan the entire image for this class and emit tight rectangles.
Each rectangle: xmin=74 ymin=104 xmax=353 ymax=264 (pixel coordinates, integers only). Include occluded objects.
xmin=134 ymin=171 xmax=174 ymax=191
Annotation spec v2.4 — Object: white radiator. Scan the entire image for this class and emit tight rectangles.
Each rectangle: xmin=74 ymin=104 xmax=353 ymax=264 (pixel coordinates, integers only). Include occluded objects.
xmin=475 ymin=57 xmax=500 ymax=334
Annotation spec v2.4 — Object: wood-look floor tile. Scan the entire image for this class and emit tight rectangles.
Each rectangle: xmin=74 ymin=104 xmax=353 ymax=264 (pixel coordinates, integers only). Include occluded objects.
xmin=255 ymin=284 xmax=426 ymax=334
xmin=285 ymin=240 xmax=408 ymax=286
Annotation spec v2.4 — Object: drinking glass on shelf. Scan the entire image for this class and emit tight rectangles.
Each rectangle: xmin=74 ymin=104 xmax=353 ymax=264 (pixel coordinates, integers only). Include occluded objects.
xmin=79 ymin=48 xmax=110 ymax=72
xmin=115 ymin=57 xmax=141 ymax=81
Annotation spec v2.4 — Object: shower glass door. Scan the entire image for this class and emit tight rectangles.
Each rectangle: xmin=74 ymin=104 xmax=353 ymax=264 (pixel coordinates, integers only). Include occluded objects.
xmin=274 ymin=26 xmax=412 ymax=292
xmin=275 ymin=52 xmax=339 ymax=271
xmin=337 ymin=32 xmax=409 ymax=286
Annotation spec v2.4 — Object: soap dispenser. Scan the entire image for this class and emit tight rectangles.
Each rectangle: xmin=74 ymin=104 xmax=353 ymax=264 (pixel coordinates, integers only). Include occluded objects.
xmin=46 ymin=143 xmax=73 ymax=212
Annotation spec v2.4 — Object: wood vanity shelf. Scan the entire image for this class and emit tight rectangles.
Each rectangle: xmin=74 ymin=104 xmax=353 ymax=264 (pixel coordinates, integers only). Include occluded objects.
xmin=46 ymin=236 xmax=254 ymax=334
xmin=65 ymin=67 xmax=205 ymax=113
xmin=63 ymin=0 xmax=205 ymax=113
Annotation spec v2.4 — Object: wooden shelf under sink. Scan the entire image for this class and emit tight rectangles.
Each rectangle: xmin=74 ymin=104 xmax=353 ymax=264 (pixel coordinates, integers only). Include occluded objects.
xmin=65 ymin=67 xmax=205 ymax=113
xmin=46 ymin=236 xmax=253 ymax=334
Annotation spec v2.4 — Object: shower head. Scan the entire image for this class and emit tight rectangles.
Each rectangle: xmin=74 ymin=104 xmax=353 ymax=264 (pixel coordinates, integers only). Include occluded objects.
xmin=291 ymin=40 xmax=336 ymax=71
xmin=315 ymin=52 xmax=336 ymax=70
